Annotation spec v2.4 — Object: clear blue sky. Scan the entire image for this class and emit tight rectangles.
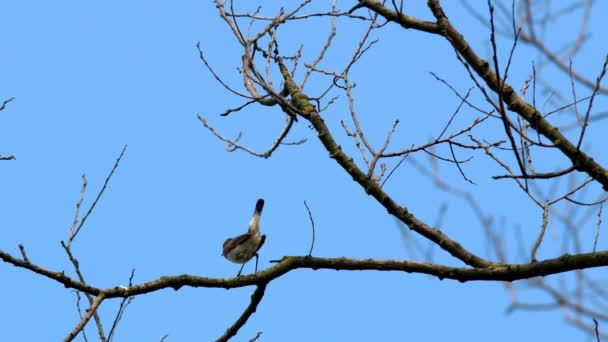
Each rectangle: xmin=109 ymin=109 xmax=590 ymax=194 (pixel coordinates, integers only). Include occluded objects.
xmin=1 ymin=1 xmax=607 ymax=341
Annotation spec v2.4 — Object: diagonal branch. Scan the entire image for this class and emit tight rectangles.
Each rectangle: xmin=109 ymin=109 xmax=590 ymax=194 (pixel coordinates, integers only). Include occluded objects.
xmin=275 ymin=57 xmax=493 ymax=268
xmin=215 ymin=282 xmax=269 ymax=342
xmin=0 ymin=97 xmax=15 ymax=111
xmin=424 ymin=0 xmax=608 ymax=190
xmin=64 ymin=293 xmax=106 ymax=342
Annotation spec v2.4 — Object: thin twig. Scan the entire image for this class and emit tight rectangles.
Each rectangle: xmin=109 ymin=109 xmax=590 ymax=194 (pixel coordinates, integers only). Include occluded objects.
xmin=69 ymin=145 xmax=127 ymax=245
xmin=198 ymin=114 xmax=298 ymax=158
xmin=593 ymin=317 xmax=601 ymax=342
xmin=435 ymin=88 xmax=473 ymax=141
xmin=368 ymin=119 xmax=399 ymax=180
xmin=300 ymin=0 xmax=337 ymax=88
xmin=448 ymin=142 xmax=474 ymax=184
xmin=69 ymin=175 xmax=88 ymax=240
xmin=492 ymin=166 xmax=576 ymax=180
xmin=108 ymin=269 xmax=136 ymax=341
xmin=531 ymin=205 xmax=549 ymax=262
xmin=18 ymin=244 xmax=30 ymax=263
xmin=73 ymin=291 xmax=89 ymax=342
xmin=593 ymin=204 xmax=603 ymax=253
xmin=304 ymin=200 xmax=316 ymax=256
xmin=0 ymin=97 xmax=15 ymax=111
xmin=196 ymin=42 xmax=255 ymax=100
xmin=381 ymin=148 xmax=411 ymax=188
xmin=249 ymin=332 xmax=263 ymax=342
xmin=576 ymin=54 xmax=608 ymax=150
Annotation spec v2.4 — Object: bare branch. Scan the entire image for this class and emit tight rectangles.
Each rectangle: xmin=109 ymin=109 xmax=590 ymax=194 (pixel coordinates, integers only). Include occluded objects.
xmin=64 ymin=293 xmax=106 ymax=342
xmin=215 ymin=282 xmax=268 ymax=342
xmin=198 ymin=114 xmax=298 ymax=158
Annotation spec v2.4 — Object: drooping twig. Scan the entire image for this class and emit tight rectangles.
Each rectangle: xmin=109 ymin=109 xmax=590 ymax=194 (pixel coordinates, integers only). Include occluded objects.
xmin=448 ymin=142 xmax=474 ymax=184
xmin=198 ymin=114 xmax=301 ymax=158
xmin=196 ymin=42 xmax=255 ymax=100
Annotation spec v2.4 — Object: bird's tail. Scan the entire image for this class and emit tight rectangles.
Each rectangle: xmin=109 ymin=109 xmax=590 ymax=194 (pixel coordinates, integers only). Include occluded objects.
xmin=248 ymin=198 xmax=264 ymax=233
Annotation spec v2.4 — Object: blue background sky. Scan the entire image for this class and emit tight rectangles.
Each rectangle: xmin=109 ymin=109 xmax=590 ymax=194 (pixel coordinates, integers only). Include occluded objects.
xmin=1 ymin=1 xmax=607 ymax=341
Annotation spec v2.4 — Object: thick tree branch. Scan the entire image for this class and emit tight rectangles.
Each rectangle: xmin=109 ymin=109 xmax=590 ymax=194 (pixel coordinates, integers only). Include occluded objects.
xmin=5 ymin=247 xmax=608 ymax=299
xmin=355 ymin=0 xmax=608 ymax=191
xmin=354 ymin=0 xmax=440 ymax=34
xmin=274 ymin=57 xmax=493 ymax=268
xmin=424 ymin=0 xmax=608 ymax=190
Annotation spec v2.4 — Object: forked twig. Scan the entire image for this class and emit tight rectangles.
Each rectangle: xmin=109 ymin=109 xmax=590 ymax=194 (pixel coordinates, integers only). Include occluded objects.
xmin=68 ymin=145 xmax=128 ymax=245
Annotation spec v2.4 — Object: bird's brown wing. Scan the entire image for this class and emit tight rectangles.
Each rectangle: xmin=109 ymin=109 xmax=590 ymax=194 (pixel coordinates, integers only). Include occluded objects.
xmin=222 ymin=233 xmax=252 ymax=256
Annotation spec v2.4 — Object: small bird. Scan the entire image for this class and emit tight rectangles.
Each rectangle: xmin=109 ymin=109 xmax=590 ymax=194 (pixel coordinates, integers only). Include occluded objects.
xmin=222 ymin=198 xmax=266 ymax=276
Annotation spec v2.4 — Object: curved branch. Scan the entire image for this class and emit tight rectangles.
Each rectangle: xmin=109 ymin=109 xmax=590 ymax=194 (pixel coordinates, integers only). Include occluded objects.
xmin=198 ymin=114 xmax=300 ymax=159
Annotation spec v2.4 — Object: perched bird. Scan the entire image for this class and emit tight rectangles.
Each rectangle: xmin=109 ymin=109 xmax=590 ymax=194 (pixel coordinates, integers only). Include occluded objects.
xmin=222 ymin=198 xmax=266 ymax=276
